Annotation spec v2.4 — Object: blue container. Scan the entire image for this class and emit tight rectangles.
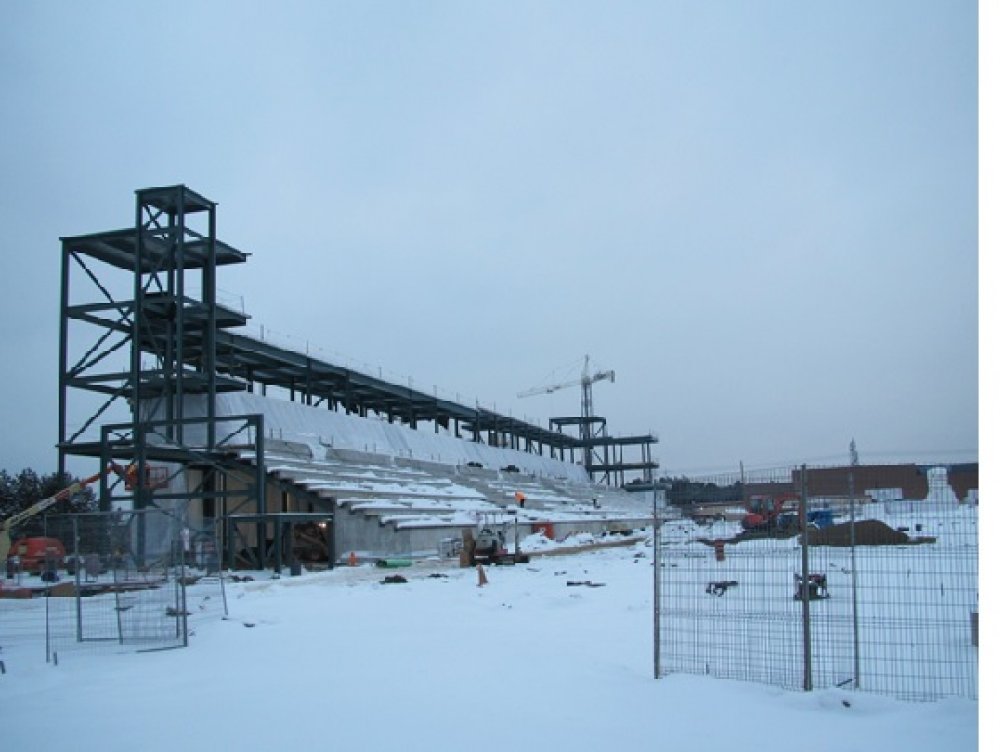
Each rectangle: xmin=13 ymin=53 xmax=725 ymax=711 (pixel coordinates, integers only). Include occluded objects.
xmin=807 ymin=509 xmax=835 ymax=529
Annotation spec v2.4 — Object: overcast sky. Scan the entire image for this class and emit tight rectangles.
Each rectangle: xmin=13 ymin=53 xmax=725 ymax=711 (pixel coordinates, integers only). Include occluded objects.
xmin=0 ymin=1 xmax=981 ymax=478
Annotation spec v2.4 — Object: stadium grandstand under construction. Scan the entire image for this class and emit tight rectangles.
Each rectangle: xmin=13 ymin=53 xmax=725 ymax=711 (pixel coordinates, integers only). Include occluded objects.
xmin=56 ymin=185 xmax=658 ymax=569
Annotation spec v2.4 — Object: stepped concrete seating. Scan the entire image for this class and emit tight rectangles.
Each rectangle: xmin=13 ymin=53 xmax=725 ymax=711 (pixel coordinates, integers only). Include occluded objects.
xmin=235 ymin=441 xmax=651 ymax=560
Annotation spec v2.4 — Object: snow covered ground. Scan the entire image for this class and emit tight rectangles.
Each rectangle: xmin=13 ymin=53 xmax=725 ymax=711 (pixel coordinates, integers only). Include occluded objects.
xmin=0 ymin=531 xmax=979 ymax=751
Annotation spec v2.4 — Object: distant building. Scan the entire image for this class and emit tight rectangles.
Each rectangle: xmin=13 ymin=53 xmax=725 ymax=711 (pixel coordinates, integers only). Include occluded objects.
xmin=670 ymin=463 xmax=979 ymax=507
xmin=790 ymin=463 xmax=978 ymax=503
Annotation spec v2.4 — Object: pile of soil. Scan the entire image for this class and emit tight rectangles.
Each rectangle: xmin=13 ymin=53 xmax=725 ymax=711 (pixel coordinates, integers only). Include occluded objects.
xmin=707 ymin=519 xmax=936 ymax=548
xmin=808 ymin=519 xmax=932 ymax=547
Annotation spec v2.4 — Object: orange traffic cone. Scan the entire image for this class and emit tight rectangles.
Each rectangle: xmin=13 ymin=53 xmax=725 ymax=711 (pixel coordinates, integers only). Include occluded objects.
xmin=477 ymin=564 xmax=488 ymax=587
xmin=348 ymin=551 xmax=358 ymax=567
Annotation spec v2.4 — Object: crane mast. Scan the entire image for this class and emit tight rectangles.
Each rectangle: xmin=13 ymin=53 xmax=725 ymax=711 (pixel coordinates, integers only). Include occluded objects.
xmin=517 ymin=355 xmax=615 ymax=472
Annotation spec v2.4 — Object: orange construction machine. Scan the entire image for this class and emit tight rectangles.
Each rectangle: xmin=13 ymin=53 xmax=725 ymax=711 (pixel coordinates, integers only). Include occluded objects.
xmin=740 ymin=493 xmax=799 ymax=532
xmin=1 ymin=462 xmax=165 ymax=566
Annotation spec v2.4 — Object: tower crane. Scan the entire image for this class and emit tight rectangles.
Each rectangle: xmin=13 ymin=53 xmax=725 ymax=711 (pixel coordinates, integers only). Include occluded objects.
xmin=517 ymin=355 xmax=615 ymax=471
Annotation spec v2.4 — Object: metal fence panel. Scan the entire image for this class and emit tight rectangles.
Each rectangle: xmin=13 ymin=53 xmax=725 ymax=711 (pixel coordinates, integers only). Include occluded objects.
xmin=654 ymin=463 xmax=978 ymax=701
xmin=1 ymin=508 xmax=227 ymax=665
xmin=47 ymin=509 xmax=190 ymax=657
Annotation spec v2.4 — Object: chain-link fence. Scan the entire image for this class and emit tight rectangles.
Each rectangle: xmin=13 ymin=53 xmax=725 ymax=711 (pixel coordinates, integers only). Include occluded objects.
xmin=1 ymin=508 xmax=228 ymax=666
xmin=653 ymin=463 xmax=978 ymax=701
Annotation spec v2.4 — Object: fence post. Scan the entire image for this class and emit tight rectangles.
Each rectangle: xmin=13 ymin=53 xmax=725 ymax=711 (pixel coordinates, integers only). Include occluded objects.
xmin=44 ymin=516 xmax=52 ymax=664
xmin=848 ymin=461 xmax=861 ymax=689
xmin=73 ymin=516 xmax=83 ymax=643
xmin=181 ymin=527 xmax=189 ymax=648
xmin=653 ymin=488 xmax=661 ymax=679
xmin=799 ymin=464 xmax=812 ymax=692
xmin=114 ymin=538 xmax=124 ymax=645
xmin=216 ymin=517 xmax=230 ymax=618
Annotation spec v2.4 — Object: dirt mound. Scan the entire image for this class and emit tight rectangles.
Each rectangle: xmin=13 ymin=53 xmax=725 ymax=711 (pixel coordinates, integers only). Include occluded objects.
xmin=809 ymin=519 xmax=921 ymax=547
xmin=700 ymin=520 xmax=936 ymax=548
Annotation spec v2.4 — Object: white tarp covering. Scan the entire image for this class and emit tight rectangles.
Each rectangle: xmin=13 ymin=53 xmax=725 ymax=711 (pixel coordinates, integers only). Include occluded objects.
xmin=158 ymin=393 xmax=591 ymax=483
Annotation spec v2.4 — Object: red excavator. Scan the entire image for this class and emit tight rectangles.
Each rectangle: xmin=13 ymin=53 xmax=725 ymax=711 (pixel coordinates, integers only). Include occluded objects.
xmin=740 ymin=493 xmax=799 ymax=532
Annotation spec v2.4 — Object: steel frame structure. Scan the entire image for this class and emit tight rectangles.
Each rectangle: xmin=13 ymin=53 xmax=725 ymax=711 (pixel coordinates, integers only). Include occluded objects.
xmin=548 ymin=416 xmax=659 ymax=485
xmin=57 ymin=185 xmax=658 ymax=568
xmin=58 ymin=186 xmax=270 ymax=563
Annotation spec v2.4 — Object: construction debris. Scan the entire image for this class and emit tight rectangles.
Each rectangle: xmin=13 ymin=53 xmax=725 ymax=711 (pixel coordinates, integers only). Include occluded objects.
xmin=376 ymin=558 xmax=413 ymax=568
xmin=706 ymin=580 xmax=738 ymax=596
xmin=793 ymin=573 xmax=830 ymax=600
